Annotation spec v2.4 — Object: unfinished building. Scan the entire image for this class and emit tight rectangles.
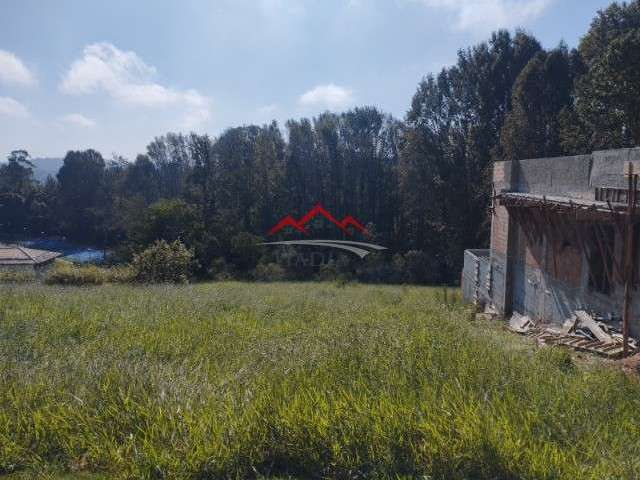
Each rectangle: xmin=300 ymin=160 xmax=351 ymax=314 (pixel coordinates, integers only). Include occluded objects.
xmin=462 ymin=148 xmax=640 ymax=356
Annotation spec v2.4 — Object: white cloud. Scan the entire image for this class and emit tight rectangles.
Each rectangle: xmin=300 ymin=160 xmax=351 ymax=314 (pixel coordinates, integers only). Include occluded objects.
xmin=61 ymin=113 xmax=96 ymax=128
xmin=60 ymin=42 xmax=210 ymax=128
xmin=0 ymin=97 xmax=29 ymax=118
xmin=420 ymin=0 xmax=553 ymax=31
xmin=0 ymin=50 xmax=36 ymax=86
xmin=298 ymin=84 xmax=354 ymax=110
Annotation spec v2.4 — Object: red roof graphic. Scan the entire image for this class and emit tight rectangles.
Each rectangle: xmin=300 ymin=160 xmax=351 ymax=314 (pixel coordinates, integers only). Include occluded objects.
xmin=268 ymin=203 xmax=368 ymax=236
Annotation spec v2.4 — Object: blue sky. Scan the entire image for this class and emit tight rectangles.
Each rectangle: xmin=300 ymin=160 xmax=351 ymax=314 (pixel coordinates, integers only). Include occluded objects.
xmin=0 ymin=0 xmax=613 ymax=160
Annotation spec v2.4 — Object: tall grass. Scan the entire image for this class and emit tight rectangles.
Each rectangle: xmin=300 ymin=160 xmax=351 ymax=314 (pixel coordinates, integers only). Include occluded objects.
xmin=1 ymin=282 xmax=639 ymax=478
xmin=43 ymin=260 xmax=133 ymax=286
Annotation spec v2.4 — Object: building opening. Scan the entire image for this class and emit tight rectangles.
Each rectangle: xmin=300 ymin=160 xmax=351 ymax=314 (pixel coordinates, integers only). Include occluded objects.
xmin=588 ymin=225 xmax=615 ymax=295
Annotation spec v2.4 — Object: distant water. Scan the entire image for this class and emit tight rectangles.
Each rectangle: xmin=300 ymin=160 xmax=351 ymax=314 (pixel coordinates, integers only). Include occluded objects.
xmin=20 ymin=238 xmax=105 ymax=264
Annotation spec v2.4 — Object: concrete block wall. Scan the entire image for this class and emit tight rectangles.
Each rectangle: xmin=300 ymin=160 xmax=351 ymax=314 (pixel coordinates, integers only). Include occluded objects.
xmin=461 ymin=250 xmax=492 ymax=306
xmin=509 ymin=256 xmax=627 ymax=332
xmin=500 ymin=147 xmax=640 ymax=196
xmin=591 ymin=148 xmax=640 ymax=189
xmin=511 ymin=154 xmax=593 ymax=198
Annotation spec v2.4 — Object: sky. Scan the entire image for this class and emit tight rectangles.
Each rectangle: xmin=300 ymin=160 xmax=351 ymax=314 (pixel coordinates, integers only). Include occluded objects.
xmin=0 ymin=0 xmax=614 ymax=160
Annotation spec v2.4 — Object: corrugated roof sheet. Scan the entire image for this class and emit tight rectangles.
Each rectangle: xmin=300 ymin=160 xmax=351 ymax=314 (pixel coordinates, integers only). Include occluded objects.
xmin=0 ymin=244 xmax=62 ymax=265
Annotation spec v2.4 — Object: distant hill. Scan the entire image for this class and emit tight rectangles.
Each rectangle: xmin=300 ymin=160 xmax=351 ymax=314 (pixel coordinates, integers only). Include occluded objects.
xmin=30 ymin=157 xmax=64 ymax=182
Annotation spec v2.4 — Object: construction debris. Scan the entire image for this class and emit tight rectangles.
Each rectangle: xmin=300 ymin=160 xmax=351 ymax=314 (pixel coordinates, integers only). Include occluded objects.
xmin=508 ymin=312 xmax=535 ymax=334
xmin=508 ymin=310 xmax=638 ymax=358
xmin=560 ymin=314 xmax=578 ymax=335
xmin=575 ymin=310 xmax=613 ymax=343
xmin=475 ymin=303 xmax=499 ymax=322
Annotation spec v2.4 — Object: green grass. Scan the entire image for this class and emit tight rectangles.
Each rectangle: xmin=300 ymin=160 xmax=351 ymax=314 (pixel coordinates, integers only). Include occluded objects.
xmin=1 ymin=282 xmax=639 ymax=479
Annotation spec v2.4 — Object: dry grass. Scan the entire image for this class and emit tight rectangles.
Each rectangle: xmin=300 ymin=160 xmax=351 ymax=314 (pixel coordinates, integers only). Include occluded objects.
xmin=43 ymin=260 xmax=134 ymax=286
xmin=1 ymin=282 xmax=639 ymax=479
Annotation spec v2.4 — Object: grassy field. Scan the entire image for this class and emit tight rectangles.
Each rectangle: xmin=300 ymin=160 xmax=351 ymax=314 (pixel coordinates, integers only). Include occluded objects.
xmin=1 ymin=282 xmax=640 ymax=479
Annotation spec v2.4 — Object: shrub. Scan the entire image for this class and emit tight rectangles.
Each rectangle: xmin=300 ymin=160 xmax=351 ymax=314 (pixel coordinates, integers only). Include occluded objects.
xmin=393 ymin=250 xmax=440 ymax=284
xmin=253 ymin=262 xmax=286 ymax=281
xmin=355 ymin=252 xmax=394 ymax=283
xmin=132 ymin=240 xmax=194 ymax=283
xmin=44 ymin=260 xmax=134 ymax=285
xmin=317 ymin=260 xmax=340 ymax=281
xmin=0 ymin=269 xmax=35 ymax=283
xmin=208 ymin=257 xmax=236 ymax=281
xmin=105 ymin=265 xmax=135 ymax=283
xmin=131 ymin=199 xmax=201 ymax=248
xmin=229 ymin=232 xmax=263 ymax=271
xmin=45 ymin=260 xmax=107 ymax=285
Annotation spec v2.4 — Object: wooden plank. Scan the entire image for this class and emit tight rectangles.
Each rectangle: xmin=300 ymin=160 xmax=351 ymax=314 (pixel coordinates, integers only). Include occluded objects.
xmin=560 ymin=315 xmax=578 ymax=335
xmin=575 ymin=310 xmax=614 ymax=344
xmin=622 ymin=169 xmax=638 ymax=355
xmin=601 ymin=343 xmax=623 ymax=352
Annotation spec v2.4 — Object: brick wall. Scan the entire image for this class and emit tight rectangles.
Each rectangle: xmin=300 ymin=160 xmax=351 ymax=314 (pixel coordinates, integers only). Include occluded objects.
xmin=493 ymin=161 xmax=505 ymax=187
xmin=519 ymin=227 xmax=544 ymax=269
xmin=491 ymin=206 xmax=509 ymax=257
xmin=544 ymin=238 xmax=582 ymax=287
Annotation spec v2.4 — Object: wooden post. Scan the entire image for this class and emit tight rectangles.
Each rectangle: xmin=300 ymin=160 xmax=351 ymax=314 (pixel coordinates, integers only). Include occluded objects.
xmin=623 ymin=163 xmax=638 ymax=355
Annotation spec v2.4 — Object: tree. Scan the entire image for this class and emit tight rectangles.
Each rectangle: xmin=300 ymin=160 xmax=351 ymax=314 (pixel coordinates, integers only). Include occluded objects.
xmin=401 ymin=30 xmax=541 ymax=281
xmin=498 ymin=46 xmax=576 ymax=160
xmin=0 ymin=150 xmax=35 ymax=194
xmin=285 ymin=119 xmax=316 ymax=214
xmin=0 ymin=150 xmax=36 ymax=234
xmin=251 ymin=122 xmax=286 ymax=234
xmin=56 ymin=149 xmax=106 ymax=241
xmin=566 ymin=0 xmax=640 ymax=150
xmin=129 ymin=198 xmax=202 ymax=248
xmin=123 ymin=154 xmax=160 ymax=204
xmin=147 ymin=133 xmax=192 ymax=198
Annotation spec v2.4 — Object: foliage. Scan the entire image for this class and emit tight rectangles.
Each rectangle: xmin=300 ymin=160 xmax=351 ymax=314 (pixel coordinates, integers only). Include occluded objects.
xmin=125 ymin=198 xmax=201 ymax=251
xmin=0 ymin=150 xmax=34 ymax=193
xmin=56 ymin=150 xmax=107 ymax=242
xmin=565 ymin=0 xmax=640 ymax=150
xmin=497 ymin=46 xmax=577 ymax=160
xmin=393 ymin=250 xmax=441 ymax=284
xmin=252 ymin=262 xmax=287 ymax=281
xmin=229 ymin=232 xmax=263 ymax=271
xmin=0 ymin=269 xmax=36 ymax=283
xmin=44 ymin=260 xmax=133 ymax=286
xmin=131 ymin=240 xmax=194 ymax=283
xmin=1 ymin=282 xmax=640 ymax=478
xmin=5 ymin=2 xmax=640 ymax=284
xmin=208 ymin=257 xmax=236 ymax=281
xmin=400 ymin=30 xmax=541 ymax=281
xmin=0 ymin=151 xmax=37 ymax=234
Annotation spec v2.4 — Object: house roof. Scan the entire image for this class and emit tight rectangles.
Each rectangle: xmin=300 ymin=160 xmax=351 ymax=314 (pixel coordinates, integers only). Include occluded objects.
xmin=0 ymin=244 xmax=62 ymax=265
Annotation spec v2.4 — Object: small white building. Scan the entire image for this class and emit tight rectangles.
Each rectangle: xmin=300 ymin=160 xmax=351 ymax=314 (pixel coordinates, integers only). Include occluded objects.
xmin=0 ymin=244 xmax=62 ymax=272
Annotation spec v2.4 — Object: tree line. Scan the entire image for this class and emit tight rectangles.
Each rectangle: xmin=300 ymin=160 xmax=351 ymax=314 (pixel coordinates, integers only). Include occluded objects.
xmin=2 ymin=1 xmax=640 ymax=283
